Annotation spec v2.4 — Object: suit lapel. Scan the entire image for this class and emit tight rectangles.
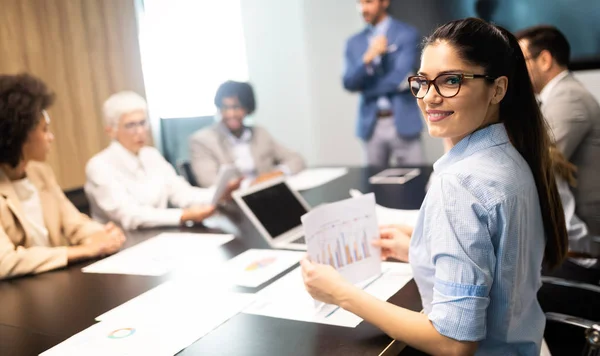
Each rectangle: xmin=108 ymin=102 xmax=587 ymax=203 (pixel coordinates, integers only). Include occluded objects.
xmin=248 ymin=127 xmax=262 ymax=172
xmin=382 ymin=20 xmax=399 ymax=70
xmin=25 ymin=165 xmax=63 ymax=247
xmin=358 ymin=29 xmax=370 ymax=60
xmin=216 ymin=127 xmax=236 ymax=165
xmin=0 ymin=169 xmax=33 ymax=245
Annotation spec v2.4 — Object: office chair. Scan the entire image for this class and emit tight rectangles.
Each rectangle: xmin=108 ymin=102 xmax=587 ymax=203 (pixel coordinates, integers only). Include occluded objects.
xmin=541 ymin=277 xmax=600 ymax=355
xmin=546 ymin=312 xmax=599 ymax=356
xmin=64 ymin=187 xmax=91 ymax=215
xmin=177 ymin=159 xmax=198 ymax=187
xmin=160 ymin=116 xmax=215 ymax=167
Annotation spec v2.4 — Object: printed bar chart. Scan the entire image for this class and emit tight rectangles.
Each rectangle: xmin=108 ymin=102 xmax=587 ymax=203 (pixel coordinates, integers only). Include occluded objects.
xmin=303 ymin=193 xmax=382 ymax=284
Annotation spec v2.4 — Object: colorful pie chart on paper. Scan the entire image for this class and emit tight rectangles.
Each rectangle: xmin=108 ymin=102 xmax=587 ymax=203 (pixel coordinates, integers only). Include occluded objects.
xmin=245 ymin=257 xmax=277 ymax=271
xmin=107 ymin=327 xmax=136 ymax=339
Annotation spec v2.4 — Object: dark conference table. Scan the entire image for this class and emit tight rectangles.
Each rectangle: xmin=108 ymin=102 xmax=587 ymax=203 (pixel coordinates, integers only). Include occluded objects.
xmin=0 ymin=166 xmax=432 ymax=356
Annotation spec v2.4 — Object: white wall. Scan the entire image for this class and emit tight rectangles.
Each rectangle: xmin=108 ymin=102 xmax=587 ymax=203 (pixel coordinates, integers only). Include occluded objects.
xmin=240 ymin=0 xmax=318 ymax=164
xmin=240 ymin=0 xmax=444 ymax=167
xmin=574 ymin=69 xmax=600 ymax=104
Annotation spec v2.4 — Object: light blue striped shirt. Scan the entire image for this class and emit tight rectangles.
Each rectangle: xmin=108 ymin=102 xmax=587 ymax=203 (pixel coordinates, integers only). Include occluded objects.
xmin=410 ymin=124 xmax=545 ymax=355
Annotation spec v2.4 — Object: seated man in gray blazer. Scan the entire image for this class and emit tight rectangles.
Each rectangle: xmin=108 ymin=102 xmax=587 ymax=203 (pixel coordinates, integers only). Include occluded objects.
xmin=189 ymin=81 xmax=305 ymax=187
xmin=518 ymin=25 xmax=600 ymax=235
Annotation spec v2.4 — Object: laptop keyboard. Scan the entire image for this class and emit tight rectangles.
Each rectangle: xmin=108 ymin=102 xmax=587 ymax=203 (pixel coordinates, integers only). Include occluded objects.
xmin=291 ymin=236 xmax=306 ymax=244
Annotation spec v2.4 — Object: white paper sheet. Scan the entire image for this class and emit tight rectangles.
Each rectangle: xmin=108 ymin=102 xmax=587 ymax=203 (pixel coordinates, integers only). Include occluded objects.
xmin=43 ymin=289 xmax=254 ymax=356
xmin=97 ymin=281 xmax=247 ymax=321
xmin=82 ymin=233 xmax=234 ymax=276
xmin=350 ymin=189 xmax=420 ymax=227
xmin=219 ymin=249 xmax=304 ymax=288
xmin=211 ymin=164 xmax=238 ymax=205
xmin=302 ymin=193 xmax=381 ymax=284
xmin=287 ymin=168 xmax=348 ymax=191
xmin=243 ymin=262 xmax=413 ymax=327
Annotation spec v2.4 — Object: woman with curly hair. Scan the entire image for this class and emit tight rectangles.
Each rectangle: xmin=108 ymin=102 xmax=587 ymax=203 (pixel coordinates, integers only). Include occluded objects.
xmin=0 ymin=73 xmax=125 ymax=280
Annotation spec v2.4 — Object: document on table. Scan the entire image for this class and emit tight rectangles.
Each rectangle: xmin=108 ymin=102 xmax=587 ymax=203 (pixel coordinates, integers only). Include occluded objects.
xmin=96 ymin=281 xmax=250 ymax=321
xmin=219 ymin=249 xmax=305 ymax=288
xmin=244 ymin=261 xmax=413 ymax=327
xmin=286 ymin=167 xmax=348 ymax=191
xmin=82 ymin=233 xmax=234 ymax=276
xmin=350 ymin=189 xmax=420 ymax=227
xmin=43 ymin=286 xmax=254 ymax=356
xmin=302 ymin=193 xmax=381 ymax=284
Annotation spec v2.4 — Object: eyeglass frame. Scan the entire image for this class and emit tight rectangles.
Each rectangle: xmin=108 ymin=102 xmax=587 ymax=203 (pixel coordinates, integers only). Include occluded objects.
xmin=407 ymin=73 xmax=497 ymax=99
xmin=121 ymin=119 xmax=149 ymax=132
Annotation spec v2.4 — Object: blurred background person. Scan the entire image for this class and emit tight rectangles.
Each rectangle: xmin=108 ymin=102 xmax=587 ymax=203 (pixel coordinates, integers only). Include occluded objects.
xmin=344 ymin=0 xmax=423 ymax=167
xmin=0 ymin=73 xmax=125 ymax=279
xmin=189 ymin=81 xmax=305 ymax=187
xmin=85 ymin=91 xmax=225 ymax=230
xmin=518 ymin=25 xmax=600 ymax=235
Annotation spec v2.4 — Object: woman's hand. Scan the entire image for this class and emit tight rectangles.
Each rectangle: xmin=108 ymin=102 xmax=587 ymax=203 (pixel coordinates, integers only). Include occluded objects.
xmin=301 ymin=258 xmax=354 ymax=305
xmin=372 ymin=225 xmax=412 ymax=262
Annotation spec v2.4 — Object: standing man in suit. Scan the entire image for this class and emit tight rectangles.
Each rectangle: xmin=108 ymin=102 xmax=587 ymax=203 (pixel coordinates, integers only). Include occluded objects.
xmin=189 ymin=81 xmax=305 ymax=187
xmin=344 ymin=0 xmax=423 ymax=167
xmin=518 ymin=25 xmax=600 ymax=235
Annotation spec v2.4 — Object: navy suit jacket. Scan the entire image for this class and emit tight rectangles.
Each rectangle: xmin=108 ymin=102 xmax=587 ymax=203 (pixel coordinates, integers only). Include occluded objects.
xmin=343 ymin=18 xmax=423 ymax=141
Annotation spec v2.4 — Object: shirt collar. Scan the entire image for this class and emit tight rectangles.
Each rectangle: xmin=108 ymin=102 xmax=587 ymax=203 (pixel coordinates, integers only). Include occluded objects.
xmin=109 ymin=141 xmax=145 ymax=170
xmin=539 ymin=70 xmax=569 ymax=105
xmin=368 ymin=15 xmax=391 ymax=36
xmin=219 ymin=122 xmax=252 ymax=144
xmin=433 ymin=123 xmax=510 ymax=174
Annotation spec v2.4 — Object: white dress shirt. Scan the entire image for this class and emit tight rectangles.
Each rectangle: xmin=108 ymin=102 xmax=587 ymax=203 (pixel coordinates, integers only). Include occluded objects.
xmin=220 ymin=124 xmax=291 ymax=188
xmin=85 ymin=142 xmax=213 ymax=230
xmin=557 ymin=178 xmax=599 ymax=257
xmin=221 ymin=124 xmax=256 ymax=178
xmin=9 ymin=176 xmax=50 ymax=247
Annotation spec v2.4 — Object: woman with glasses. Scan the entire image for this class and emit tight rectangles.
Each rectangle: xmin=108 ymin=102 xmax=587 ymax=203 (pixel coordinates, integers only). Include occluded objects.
xmin=0 ymin=74 xmax=126 ymax=279
xmin=301 ymin=18 xmax=567 ymax=355
xmin=189 ymin=81 xmax=305 ymax=187
xmin=85 ymin=91 xmax=225 ymax=230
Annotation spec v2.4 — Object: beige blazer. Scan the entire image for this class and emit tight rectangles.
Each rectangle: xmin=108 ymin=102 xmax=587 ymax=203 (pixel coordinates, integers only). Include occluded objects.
xmin=0 ymin=161 xmax=103 ymax=279
xmin=189 ymin=124 xmax=306 ymax=187
xmin=542 ymin=73 xmax=600 ymax=234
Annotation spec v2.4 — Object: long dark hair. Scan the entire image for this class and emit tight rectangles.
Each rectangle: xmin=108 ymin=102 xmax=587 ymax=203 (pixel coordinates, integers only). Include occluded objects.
xmin=424 ymin=18 xmax=567 ymax=269
xmin=550 ymin=145 xmax=577 ymax=187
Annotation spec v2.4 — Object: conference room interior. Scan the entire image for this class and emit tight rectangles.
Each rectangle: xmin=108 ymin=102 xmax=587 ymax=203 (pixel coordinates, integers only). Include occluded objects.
xmin=1 ymin=0 xmax=600 ymax=355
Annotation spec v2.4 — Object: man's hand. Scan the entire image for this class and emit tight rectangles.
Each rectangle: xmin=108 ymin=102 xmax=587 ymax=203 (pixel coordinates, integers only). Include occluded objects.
xmin=181 ymin=205 xmax=217 ymax=224
xmin=252 ymin=170 xmax=285 ymax=186
xmin=363 ymin=35 xmax=388 ymax=64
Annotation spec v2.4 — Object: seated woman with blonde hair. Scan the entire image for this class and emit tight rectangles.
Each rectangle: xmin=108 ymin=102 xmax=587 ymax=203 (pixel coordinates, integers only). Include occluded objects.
xmin=0 ymin=73 xmax=125 ymax=280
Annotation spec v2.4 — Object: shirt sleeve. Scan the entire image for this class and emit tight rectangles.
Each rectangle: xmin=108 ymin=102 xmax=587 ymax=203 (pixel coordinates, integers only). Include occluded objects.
xmin=427 ymin=174 xmax=496 ymax=341
xmin=0 ymin=228 xmax=68 ymax=280
xmin=85 ymin=158 xmax=184 ymax=230
xmin=163 ymin=156 xmax=215 ymax=208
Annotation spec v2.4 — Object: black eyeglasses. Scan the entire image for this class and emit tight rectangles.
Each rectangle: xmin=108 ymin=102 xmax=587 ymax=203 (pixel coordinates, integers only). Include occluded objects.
xmin=407 ymin=73 xmax=497 ymax=99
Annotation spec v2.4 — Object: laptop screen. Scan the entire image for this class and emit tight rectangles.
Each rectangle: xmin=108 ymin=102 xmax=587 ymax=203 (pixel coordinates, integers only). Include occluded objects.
xmin=241 ymin=182 xmax=308 ymax=238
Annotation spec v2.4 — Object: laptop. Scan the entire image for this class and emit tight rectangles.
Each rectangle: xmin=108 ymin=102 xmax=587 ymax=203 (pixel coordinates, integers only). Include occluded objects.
xmin=232 ymin=177 xmax=309 ymax=250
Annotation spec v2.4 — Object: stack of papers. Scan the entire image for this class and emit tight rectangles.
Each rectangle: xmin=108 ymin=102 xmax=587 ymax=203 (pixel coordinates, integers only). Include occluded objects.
xmin=244 ymin=262 xmax=413 ymax=328
xmin=82 ymin=233 xmax=234 ymax=276
xmin=42 ymin=281 xmax=255 ymax=356
xmin=287 ymin=168 xmax=348 ymax=191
